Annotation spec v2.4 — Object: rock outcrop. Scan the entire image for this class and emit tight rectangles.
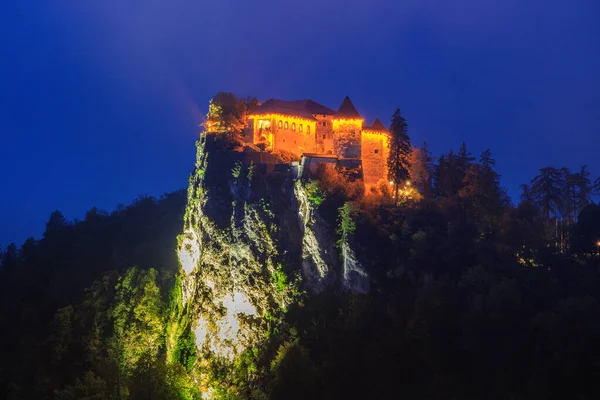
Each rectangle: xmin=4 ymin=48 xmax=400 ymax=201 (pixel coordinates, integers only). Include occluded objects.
xmin=173 ymin=132 xmax=370 ymax=394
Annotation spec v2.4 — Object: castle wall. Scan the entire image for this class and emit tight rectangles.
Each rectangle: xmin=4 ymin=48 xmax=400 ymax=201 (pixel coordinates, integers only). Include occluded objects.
xmin=251 ymin=114 xmax=317 ymax=157
xmin=332 ymin=119 xmax=363 ymax=159
xmin=361 ymin=131 xmax=389 ymax=187
xmin=314 ymin=115 xmax=334 ymax=154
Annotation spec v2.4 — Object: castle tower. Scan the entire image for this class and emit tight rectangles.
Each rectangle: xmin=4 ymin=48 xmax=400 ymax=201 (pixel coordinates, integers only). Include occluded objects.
xmin=362 ymin=118 xmax=390 ymax=187
xmin=332 ymin=96 xmax=363 ymax=159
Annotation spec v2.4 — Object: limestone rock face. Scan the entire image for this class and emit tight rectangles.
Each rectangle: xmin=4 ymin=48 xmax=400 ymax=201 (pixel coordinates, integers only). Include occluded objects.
xmin=341 ymin=242 xmax=369 ymax=294
xmin=174 ymin=133 xmax=370 ymax=393
xmin=293 ymin=180 xmax=336 ymax=292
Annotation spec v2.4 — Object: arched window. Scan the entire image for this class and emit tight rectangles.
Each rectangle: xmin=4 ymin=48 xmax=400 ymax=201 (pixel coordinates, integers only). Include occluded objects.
xmin=292 ymin=123 xmax=296 ymax=131
xmin=307 ymin=125 xmax=310 ymax=133
xmin=278 ymin=120 xmax=282 ymax=128
xmin=299 ymin=124 xmax=303 ymax=132
xmin=284 ymin=121 xmax=288 ymax=129
xmin=322 ymin=121 xmax=326 ymax=127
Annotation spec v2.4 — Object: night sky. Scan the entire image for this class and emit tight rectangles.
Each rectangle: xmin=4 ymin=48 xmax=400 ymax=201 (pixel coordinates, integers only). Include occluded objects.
xmin=1 ymin=0 xmax=599 ymax=246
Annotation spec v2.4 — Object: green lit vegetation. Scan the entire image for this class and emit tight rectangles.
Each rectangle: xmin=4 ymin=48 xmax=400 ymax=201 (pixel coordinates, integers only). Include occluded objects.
xmin=304 ymin=179 xmax=325 ymax=207
xmin=272 ymin=264 xmax=288 ymax=293
xmin=336 ymin=201 xmax=357 ymax=249
xmin=231 ymin=161 xmax=242 ymax=180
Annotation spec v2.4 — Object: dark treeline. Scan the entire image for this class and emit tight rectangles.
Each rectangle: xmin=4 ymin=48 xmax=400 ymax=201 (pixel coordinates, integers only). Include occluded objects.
xmin=273 ymin=128 xmax=600 ymax=398
xmin=0 ymin=191 xmax=188 ymax=399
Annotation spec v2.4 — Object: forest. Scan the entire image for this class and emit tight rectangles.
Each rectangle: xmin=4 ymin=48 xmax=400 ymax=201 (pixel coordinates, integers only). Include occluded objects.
xmin=2 ymin=96 xmax=600 ymax=399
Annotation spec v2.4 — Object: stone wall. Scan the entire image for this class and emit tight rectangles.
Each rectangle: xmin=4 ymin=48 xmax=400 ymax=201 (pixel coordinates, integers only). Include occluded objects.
xmin=314 ymin=115 xmax=334 ymax=154
xmin=250 ymin=114 xmax=317 ymax=157
xmin=361 ymin=131 xmax=388 ymax=187
xmin=332 ymin=119 xmax=363 ymax=158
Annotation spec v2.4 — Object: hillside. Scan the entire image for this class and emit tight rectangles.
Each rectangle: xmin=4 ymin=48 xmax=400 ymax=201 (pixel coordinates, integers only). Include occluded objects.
xmin=2 ymin=96 xmax=600 ymax=399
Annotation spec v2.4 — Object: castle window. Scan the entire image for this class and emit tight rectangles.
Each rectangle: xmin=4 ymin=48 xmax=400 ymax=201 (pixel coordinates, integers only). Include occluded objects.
xmin=374 ymin=149 xmax=379 ymax=154
xmin=299 ymin=124 xmax=303 ymax=132
xmin=292 ymin=123 xmax=296 ymax=131
xmin=284 ymin=122 xmax=288 ymax=129
xmin=307 ymin=126 xmax=310 ymax=133
xmin=322 ymin=134 xmax=326 ymax=139
xmin=278 ymin=120 xmax=282 ymax=128
xmin=322 ymin=121 xmax=326 ymax=127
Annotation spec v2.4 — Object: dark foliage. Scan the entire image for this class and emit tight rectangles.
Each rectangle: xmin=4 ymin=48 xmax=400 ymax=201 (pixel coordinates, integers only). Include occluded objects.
xmin=0 ymin=191 xmax=187 ymax=399
xmin=2 ymin=135 xmax=600 ymax=399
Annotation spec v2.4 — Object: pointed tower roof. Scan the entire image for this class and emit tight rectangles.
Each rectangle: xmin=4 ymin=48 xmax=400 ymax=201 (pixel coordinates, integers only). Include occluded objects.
xmin=334 ymin=96 xmax=362 ymax=119
xmin=366 ymin=118 xmax=388 ymax=133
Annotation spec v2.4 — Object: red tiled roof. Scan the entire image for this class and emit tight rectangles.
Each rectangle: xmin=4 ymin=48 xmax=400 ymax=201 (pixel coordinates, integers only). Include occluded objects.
xmin=365 ymin=118 xmax=388 ymax=133
xmin=334 ymin=96 xmax=362 ymax=119
xmin=249 ymin=99 xmax=335 ymax=120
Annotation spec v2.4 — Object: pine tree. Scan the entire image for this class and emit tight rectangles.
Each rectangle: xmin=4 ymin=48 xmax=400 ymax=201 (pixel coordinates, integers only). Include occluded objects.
xmin=520 ymin=184 xmax=534 ymax=204
xmin=387 ymin=109 xmax=411 ymax=203
xmin=480 ymin=149 xmax=495 ymax=167
xmin=573 ymin=165 xmax=593 ymax=219
xmin=433 ymin=149 xmax=465 ymax=198
xmin=459 ymin=150 xmax=508 ymax=235
xmin=530 ymin=167 xmax=564 ymax=225
xmin=530 ymin=167 xmax=565 ymax=248
xmin=44 ymin=210 xmax=68 ymax=238
xmin=457 ymin=141 xmax=475 ymax=171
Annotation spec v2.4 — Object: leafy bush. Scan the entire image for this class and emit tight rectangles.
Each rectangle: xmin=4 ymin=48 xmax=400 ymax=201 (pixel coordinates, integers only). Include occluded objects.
xmin=304 ymin=180 xmax=325 ymax=207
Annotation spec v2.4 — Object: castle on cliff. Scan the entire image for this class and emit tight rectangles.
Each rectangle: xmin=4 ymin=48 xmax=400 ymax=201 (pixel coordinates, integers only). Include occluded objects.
xmin=247 ymin=96 xmax=390 ymax=187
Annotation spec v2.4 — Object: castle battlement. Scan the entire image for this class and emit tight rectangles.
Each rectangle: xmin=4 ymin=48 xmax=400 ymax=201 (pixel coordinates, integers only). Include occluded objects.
xmin=247 ymin=96 xmax=390 ymax=187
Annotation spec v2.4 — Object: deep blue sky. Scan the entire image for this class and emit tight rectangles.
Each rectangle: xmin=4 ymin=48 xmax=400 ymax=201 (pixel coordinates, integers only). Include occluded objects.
xmin=1 ymin=0 xmax=599 ymax=246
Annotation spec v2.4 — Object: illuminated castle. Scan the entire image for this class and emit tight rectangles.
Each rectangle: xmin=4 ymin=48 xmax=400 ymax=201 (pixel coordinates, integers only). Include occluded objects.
xmin=247 ymin=96 xmax=390 ymax=186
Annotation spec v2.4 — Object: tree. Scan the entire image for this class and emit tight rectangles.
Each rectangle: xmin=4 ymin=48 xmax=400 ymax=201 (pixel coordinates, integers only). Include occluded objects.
xmin=520 ymin=184 xmax=534 ymax=204
xmin=530 ymin=167 xmax=563 ymax=227
xmin=457 ymin=141 xmax=475 ymax=171
xmin=479 ymin=149 xmax=494 ymax=168
xmin=387 ymin=109 xmax=411 ymax=203
xmin=571 ymin=166 xmax=593 ymax=221
xmin=0 ymin=243 xmax=18 ymax=268
xmin=205 ymin=92 xmax=259 ymax=143
xmin=44 ymin=210 xmax=68 ymax=238
xmin=409 ymin=142 xmax=434 ymax=199
xmin=459 ymin=150 xmax=508 ymax=235
xmin=570 ymin=204 xmax=600 ymax=256
xmin=433 ymin=150 xmax=465 ymax=198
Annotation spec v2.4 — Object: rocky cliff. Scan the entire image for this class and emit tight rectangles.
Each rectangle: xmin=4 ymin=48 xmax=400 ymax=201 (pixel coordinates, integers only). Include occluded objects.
xmin=172 ymin=133 xmax=368 ymax=395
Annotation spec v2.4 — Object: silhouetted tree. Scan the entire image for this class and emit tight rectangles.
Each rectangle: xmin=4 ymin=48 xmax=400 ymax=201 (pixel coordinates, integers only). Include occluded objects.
xmin=434 ymin=150 xmax=466 ymax=198
xmin=570 ymin=204 xmax=600 ymax=256
xmin=0 ymin=243 xmax=18 ymax=268
xmin=459 ymin=150 xmax=508 ymax=236
xmin=530 ymin=167 xmax=563 ymax=227
xmin=457 ymin=141 xmax=475 ymax=171
xmin=520 ymin=184 xmax=534 ymax=204
xmin=571 ymin=166 xmax=593 ymax=221
xmin=44 ymin=210 xmax=68 ymax=238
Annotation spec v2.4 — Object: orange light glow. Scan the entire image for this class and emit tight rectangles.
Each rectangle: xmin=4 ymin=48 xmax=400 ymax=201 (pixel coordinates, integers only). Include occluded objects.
xmin=332 ymin=118 xmax=363 ymax=132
